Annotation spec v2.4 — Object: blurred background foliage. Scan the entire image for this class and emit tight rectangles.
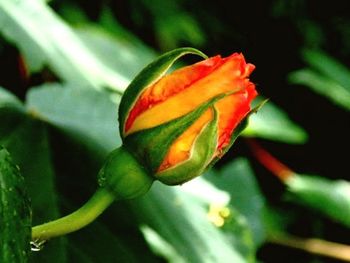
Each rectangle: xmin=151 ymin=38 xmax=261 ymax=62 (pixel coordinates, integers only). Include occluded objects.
xmin=0 ymin=0 xmax=349 ymax=262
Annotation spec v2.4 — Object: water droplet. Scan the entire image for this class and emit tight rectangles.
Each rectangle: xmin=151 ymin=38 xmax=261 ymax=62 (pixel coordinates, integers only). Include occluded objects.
xmin=30 ymin=239 xmax=47 ymax=252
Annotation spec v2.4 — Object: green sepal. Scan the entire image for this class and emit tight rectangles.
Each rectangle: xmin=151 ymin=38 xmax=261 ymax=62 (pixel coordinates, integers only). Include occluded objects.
xmin=98 ymin=146 xmax=153 ymax=199
xmin=123 ymin=94 xmax=224 ymax=174
xmin=155 ymin=106 xmax=218 ymax=185
xmin=207 ymin=100 xmax=267 ymax=169
xmin=119 ymin=47 xmax=207 ymax=136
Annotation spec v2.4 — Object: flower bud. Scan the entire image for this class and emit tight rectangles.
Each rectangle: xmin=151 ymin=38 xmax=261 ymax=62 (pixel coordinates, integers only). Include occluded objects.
xmin=118 ymin=48 xmax=257 ymax=185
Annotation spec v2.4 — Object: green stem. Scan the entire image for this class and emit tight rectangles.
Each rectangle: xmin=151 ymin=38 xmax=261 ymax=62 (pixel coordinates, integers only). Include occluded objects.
xmin=31 ymin=188 xmax=115 ymax=241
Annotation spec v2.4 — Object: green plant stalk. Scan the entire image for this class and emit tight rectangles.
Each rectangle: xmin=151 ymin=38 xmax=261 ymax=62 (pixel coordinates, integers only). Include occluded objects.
xmin=31 ymin=188 xmax=115 ymax=241
xmin=31 ymin=146 xmax=153 ymax=242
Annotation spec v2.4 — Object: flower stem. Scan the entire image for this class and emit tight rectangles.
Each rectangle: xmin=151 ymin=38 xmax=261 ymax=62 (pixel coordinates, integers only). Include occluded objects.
xmin=31 ymin=188 xmax=115 ymax=241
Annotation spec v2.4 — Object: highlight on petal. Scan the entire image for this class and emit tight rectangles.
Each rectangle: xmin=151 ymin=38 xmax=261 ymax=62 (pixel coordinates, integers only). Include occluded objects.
xmin=154 ymin=106 xmax=219 ymax=185
xmin=158 ymin=108 xmax=214 ymax=172
xmin=125 ymin=53 xmax=255 ymax=135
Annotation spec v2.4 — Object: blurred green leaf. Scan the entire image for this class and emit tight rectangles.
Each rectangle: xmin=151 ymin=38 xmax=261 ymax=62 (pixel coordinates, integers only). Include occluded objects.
xmin=140 ymin=225 xmax=186 ymax=263
xmin=0 ymin=146 xmax=31 ymax=263
xmin=261 ymin=206 xmax=294 ymax=236
xmin=286 ymin=174 xmax=350 ymax=227
xmin=59 ymin=5 xmax=156 ymax=76
xmin=0 ymin=113 xmax=157 ymax=262
xmin=0 ymin=91 xmax=66 ymax=262
xmin=0 ymin=0 xmax=128 ymax=92
xmin=26 ymin=84 xmax=121 ymax=156
xmin=289 ymin=69 xmax=350 ymax=111
xmin=67 ymin=214 xmax=154 ymax=263
xmin=243 ymin=97 xmax=308 ymax=144
xmin=130 ymin=0 xmax=205 ymax=50
xmin=0 ymin=87 xmax=26 ymax=138
xmin=74 ymin=25 xmax=155 ymax=81
xmin=68 ymin=225 xmax=132 ymax=262
xmin=0 ymin=118 xmax=67 ymax=262
xmin=155 ymin=12 xmax=206 ymax=50
xmin=0 ymin=87 xmax=23 ymax=109
xmin=206 ymin=158 xmax=266 ymax=247
xmin=289 ymin=49 xmax=350 ymax=111
xmin=303 ymin=49 xmax=350 ymax=89
xmin=132 ymin=177 xmax=254 ymax=263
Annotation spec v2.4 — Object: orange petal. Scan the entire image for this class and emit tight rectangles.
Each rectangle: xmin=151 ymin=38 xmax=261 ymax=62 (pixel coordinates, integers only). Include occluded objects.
xmin=215 ymin=82 xmax=257 ymax=155
xmin=158 ymin=109 xmax=213 ymax=171
xmin=126 ymin=53 xmax=254 ymax=135
xmin=125 ymin=55 xmax=223 ymax=133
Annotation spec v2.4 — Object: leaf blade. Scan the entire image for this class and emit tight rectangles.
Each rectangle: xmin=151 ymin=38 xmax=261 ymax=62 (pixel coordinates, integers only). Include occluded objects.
xmin=132 ymin=178 xmax=252 ymax=263
xmin=243 ymin=97 xmax=308 ymax=144
xmin=0 ymin=119 xmax=67 ymax=263
xmin=289 ymin=69 xmax=350 ymax=111
xmin=0 ymin=0 xmax=128 ymax=92
xmin=286 ymin=174 xmax=350 ymax=227
xmin=0 ymin=146 xmax=31 ymax=263
xmin=26 ymin=83 xmax=121 ymax=156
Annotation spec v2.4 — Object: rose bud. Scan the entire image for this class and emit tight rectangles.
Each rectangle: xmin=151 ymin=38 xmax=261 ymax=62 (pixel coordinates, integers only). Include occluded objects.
xmin=117 ymin=47 xmax=257 ymax=186
xmin=32 ymin=49 xmax=259 ymax=241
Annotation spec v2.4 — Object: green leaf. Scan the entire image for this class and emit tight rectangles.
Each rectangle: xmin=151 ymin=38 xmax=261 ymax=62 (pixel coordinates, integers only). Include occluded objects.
xmin=261 ymin=206 xmax=294 ymax=236
xmin=0 ymin=87 xmax=23 ymax=110
xmin=132 ymin=178 xmax=253 ymax=263
xmin=67 ymin=222 xmax=136 ymax=262
xmin=286 ymin=174 xmax=350 ymax=227
xmin=243 ymin=96 xmax=308 ymax=144
xmin=66 ymin=207 xmax=158 ymax=263
xmin=289 ymin=49 xmax=350 ymax=111
xmin=0 ymin=119 xmax=67 ymax=263
xmin=0 ymin=0 xmax=128 ymax=92
xmin=154 ymin=12 xmax=206 ymax=50
xmin=303 ymin=49 xmax=350 ymax=90
xmin=74 ymin=25 xmax=156 ymax=82
xmin=0 ymin=88 xmax=26 ymax=139
xmin=60 ymin=6 xmax=156 ymax=79
xmin=135 ymin=0 xmax=205 ymax=50
xmin=0 ymin=146 xmax=31 ymax=263
xmin=289 ymin=68 xmax=350 ymax=111
xmin=205 ymin=158 xmax=266 ymax=247
xmin=26 ymin=83 xmax=121 ymax=156
xmin=118 ymin=47 xmax=207 ymax=135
